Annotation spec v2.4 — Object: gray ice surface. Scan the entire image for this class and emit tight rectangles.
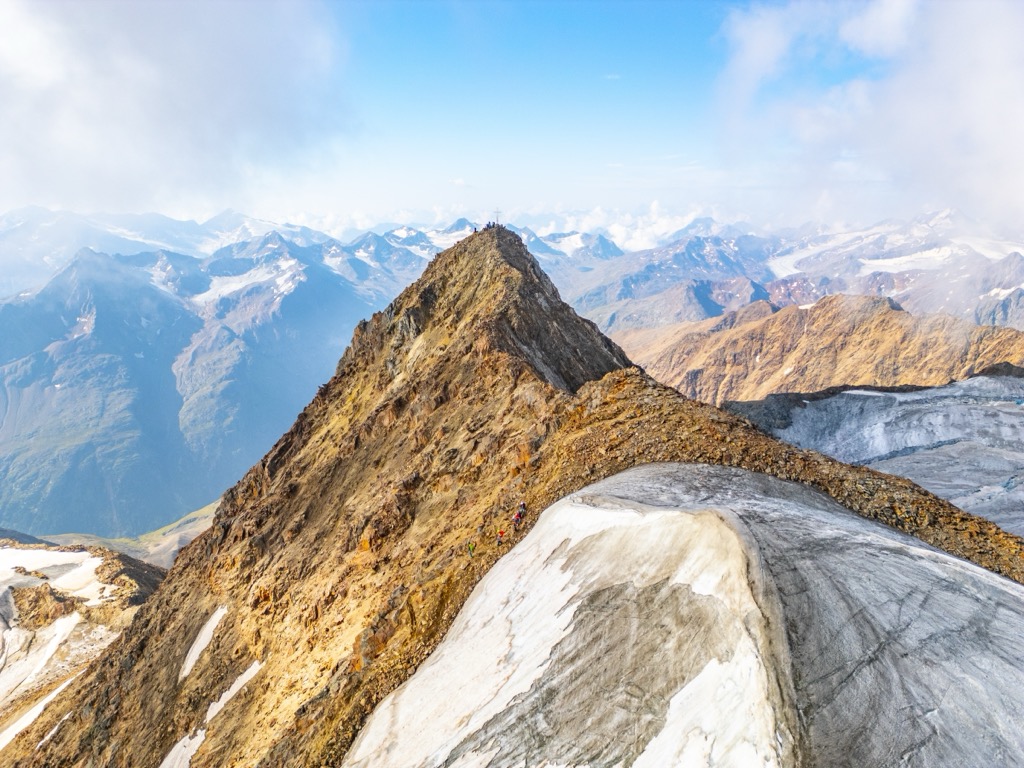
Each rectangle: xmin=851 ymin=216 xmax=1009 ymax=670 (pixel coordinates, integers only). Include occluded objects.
xmin=588 ymin=463 xmax=1024 ymax=767
xmin=771 ymin=376 xmax=1024 ymax=536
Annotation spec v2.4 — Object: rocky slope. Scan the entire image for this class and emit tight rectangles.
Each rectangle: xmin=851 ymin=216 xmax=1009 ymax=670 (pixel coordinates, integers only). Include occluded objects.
xmin=616 ymin=294 xmax=1024 ymax=405
xmin=8 ymin=229 xmax=1024 ymax=766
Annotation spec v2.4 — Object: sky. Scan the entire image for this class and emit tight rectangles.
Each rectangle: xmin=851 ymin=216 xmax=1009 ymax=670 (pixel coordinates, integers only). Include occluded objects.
xmin=1 ymin=0 xmax=1023 ymax=241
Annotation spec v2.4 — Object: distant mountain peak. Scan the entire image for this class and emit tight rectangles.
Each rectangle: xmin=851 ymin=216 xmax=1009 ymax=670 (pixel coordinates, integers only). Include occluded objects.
xmin=441 ymin=216 xmax=476 ymax=233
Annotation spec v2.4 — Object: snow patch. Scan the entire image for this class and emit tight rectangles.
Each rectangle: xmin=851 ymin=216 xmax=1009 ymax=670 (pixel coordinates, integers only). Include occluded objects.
xmin=205 ymin=660 xmax=262 ymax=722
xmin=0 ymin=547 xmax=120 ymax=716
xmin=160 ymin=659 xmax=262 ymax=767
xmin=633 ymin=638 xmax=782 ymax=767
xmin=51 ymin=557 xmax=106 ymax=605
xmin=857 ymin=245 xmax=960 ymax=275
xmin=191 ymin=258 xmax=303 ymax=304
xmin=0 ymin=673 xmax=79 ymax=752
xmin=158 ymin=729 xmax=206 ymax=768
xmin=179 ymin=606 xmax=228 ymax=681
xmin=983 ymin=284 xmax=1024 ymax=301
xmin=36 ymin=710 xmax=72 ymax=750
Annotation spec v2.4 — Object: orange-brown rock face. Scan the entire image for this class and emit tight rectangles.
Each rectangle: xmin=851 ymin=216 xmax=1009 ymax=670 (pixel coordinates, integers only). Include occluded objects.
xmin=615 ymin=294 xmax=1024 ymax=405
xmin=10 ymin=231 xmax=1024 ymax=767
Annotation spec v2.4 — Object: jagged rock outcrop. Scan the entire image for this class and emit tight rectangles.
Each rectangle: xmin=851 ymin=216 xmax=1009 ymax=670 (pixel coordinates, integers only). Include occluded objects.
xmin=616 ymin=294 xmax=1024 ymax=404
xmin=9 ymin=229 xmax=1024 ymax=767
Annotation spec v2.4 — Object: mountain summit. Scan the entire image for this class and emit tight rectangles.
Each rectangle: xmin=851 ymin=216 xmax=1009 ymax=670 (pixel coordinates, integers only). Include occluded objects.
xmin=11 ymin=228 xmax=1024 ymax=766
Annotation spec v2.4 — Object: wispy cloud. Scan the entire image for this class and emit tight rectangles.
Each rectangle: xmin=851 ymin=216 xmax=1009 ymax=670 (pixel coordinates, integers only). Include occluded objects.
xmin=0 ymin=0 xmax=348 ymax=217
xmin=715 ymin=0 xmax=1024 ymax=230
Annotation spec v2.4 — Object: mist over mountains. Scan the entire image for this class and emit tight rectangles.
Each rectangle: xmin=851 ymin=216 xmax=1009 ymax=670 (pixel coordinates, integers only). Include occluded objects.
xmin=2 ymin=206 xmax=1024 ymax=538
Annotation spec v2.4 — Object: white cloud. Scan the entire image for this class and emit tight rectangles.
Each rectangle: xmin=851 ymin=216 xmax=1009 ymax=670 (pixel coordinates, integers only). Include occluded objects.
xmin=524 ymin=202 xmax=705 ymax=252
xmin=0 ymin=0 xmax=348 ymax=217
xmin=839 ymin=0 xmax=918 ymax=58
xmin=715 ymin=0 xmax=1024 ymax=231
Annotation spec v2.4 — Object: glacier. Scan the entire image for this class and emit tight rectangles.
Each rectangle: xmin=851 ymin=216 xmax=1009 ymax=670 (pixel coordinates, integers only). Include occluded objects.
xmin=768 ymin=375 xmax=1024 ymax=536
xmin=344 ymin=463 xmax=1024 ymax=767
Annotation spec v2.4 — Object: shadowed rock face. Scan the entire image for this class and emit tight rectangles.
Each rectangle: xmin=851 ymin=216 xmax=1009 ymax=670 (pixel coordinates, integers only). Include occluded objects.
xmin=615 ymin=294 xmax=1024 ymax=405
xmin=10 ymin=228 xmax=1024 ymax=767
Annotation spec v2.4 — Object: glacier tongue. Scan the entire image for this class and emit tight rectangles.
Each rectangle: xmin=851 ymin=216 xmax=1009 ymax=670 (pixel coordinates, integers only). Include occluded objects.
xmin=343 ymin=478 xmax=797 ymax=768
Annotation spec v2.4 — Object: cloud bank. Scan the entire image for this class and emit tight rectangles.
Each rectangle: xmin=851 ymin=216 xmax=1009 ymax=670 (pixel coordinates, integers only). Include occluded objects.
xmin=716 ymin=0 xmax=1024 ymax=231
xmin=0 ymin=0 xmax=347 ymax=217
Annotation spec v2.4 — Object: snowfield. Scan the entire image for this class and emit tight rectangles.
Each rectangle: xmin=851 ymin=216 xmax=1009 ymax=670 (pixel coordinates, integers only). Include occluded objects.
xmin=0 ymin=547 xmax=121 ymax=750
xmin=344 ymin=463 xmax=1024 ymax=767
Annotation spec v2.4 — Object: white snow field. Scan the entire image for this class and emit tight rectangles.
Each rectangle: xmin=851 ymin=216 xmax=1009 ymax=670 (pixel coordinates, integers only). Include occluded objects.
xmin=773 ymin=375 xmax=1024 ymax=536
xmin=0 ymin=546 xmax=120 ymax=749
xmin=158 ymin=660 xmax=263 ymax=768
xmin=344 ymin=463 xmax=1024 ymax=768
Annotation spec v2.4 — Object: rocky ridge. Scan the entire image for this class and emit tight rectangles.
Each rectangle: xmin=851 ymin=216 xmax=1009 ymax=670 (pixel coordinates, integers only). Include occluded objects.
xmin=616 ymin=294 xmax=1024 ymax=405
xmin=9 ymin=229 xmax=1024 ymax=766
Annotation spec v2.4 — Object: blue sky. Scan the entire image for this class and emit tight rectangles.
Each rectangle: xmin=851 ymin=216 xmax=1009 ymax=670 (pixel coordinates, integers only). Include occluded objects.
xmin=1 ymin=0 xmax=1023 ymax=240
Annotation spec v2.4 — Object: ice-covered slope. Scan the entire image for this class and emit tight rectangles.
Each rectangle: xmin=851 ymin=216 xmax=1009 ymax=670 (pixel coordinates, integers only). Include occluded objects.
xmin=345 ymin=487 xmax=796 ymax=768
xmin=349 ymin=463 xmax=1024 ymax=767
xmin=737 ymin=375 xmax=1024 ymax=537
xmin=0 ymin=543 xmax=163 ymax=750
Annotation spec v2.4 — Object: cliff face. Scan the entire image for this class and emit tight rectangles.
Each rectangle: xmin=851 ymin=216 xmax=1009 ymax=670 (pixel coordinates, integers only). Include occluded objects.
xmin=615 ymin=294 xmax=1024 ymax=405
xmin=10 ymin=230 xmax=1024 ymax=767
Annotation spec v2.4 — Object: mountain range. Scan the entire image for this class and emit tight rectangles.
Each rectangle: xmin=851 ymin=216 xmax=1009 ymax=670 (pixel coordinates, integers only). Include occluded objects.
xmin=615 ymin=294 xmax=1024 ymax=405
xmin=0 ymin=211 xmax=625 ymax=537
xmin=4 ymin=207 xmax=1024 ymax=539
xmin=4 ymin=228 xmax=1024 ymax=765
